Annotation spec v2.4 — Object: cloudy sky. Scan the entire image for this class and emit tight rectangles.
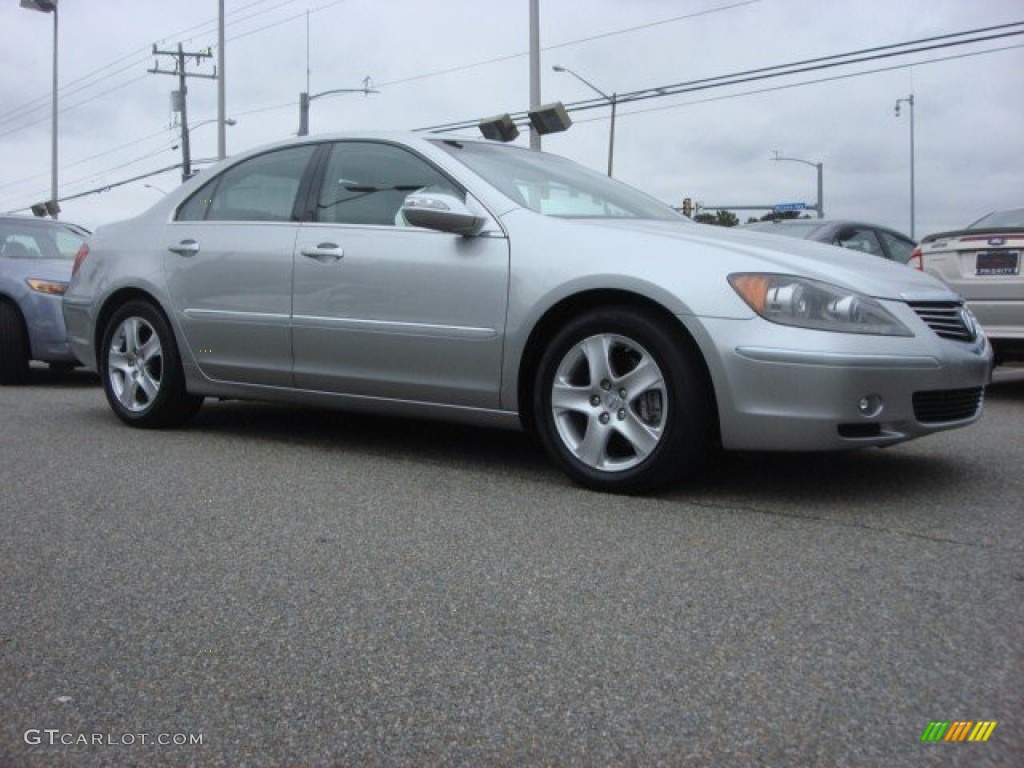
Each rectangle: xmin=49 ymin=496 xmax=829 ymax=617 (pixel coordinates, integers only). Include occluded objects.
xmin=1 ymin=0 xmax=1022 ymax=236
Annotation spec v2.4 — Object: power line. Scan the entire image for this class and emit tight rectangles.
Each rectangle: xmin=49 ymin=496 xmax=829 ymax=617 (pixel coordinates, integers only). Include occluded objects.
xmin=376 ymin=0 xmax=762 ymax=88
xmin=0 ymin=0 xmax=746 ymax=175
xmin=419 ymin=21 xmax=1024 ymax=133
xmin=12 ymin=31 xmax=1020 ymax=216
xmin=0 ymin=0 xmax=349 ymax=144
xmin=58 ymin=142 xmax=179 ymax=196
xmin=0 ymin=0 xmax=303 ymax=132
xmin=200 ymin=0 xmax=769 ymax=130
xmin=46 ymin=162 xmax=186 ymax=205
xmin=226 ymin=0 xmax=349 ymax=44
xmin=571 ymin=43 xmax=1024 ymax=126
xmin=0 ymin=125 xmax=176 ymax=194
xmin=4 ymin=18 xmax=1021 ymax=212
xmin=0 ymin=74 xmax=152 ymax=141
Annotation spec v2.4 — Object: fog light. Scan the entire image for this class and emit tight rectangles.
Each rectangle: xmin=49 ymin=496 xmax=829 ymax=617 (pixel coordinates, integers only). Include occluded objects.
xmin=858 ymin=394 xmax=884 ymax=418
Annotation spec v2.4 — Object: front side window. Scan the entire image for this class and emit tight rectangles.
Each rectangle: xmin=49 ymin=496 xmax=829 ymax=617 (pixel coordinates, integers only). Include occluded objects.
xmin=433 ymin=139 xmax=682 ymax=221
xmin=315 ymin=142 xmax=462 ymax=226
xmin=177 ymin=145 xmax=317 ymax=222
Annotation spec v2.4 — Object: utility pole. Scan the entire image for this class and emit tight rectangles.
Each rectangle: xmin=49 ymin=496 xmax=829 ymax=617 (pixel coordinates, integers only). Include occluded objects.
xmin=149 ymin=43 xmax=216 ymax=182
xmin=217 ymin=0 xmax=226 ymax=160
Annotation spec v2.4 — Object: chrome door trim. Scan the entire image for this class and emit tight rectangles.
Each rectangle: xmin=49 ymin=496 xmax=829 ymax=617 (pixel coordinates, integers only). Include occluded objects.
xmin=290 ymin=314 xmax=497 ymax=340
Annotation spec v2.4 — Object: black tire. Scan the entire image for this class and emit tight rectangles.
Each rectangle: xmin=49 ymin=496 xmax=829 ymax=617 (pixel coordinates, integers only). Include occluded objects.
xmin=532 ymin=307 xmax=712 ymax=493
xmin=0 ymin=301 xmax=29 ymax=386
xmin=99 ymin=300 xmax=202 ymax=428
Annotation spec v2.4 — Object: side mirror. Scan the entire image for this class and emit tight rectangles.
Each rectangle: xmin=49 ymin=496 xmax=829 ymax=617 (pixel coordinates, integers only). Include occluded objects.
xmin=402 ymin=193 xmax=485 ymax=236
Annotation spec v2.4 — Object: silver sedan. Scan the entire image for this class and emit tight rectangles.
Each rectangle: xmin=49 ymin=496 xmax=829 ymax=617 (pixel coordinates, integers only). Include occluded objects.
xmin=63 ymin=133 xmax=992 ymax=493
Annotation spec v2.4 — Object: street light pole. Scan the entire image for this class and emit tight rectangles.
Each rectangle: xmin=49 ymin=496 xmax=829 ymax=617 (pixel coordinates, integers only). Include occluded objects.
xmin=553 ymin=65 xmax=616 ymax=176
xmin=21 ymin=0 xmax=58 ymax=218
xmin=895 ymin=94 xmax=915 ymax=239
xmin=182 ymin=118 xmax=235 ymax=174
xmin=298 ymin=77 xmax=378 ymax=136
xmin=771 ymin=151 xmax=824 ymax=218
xmin=529 ymin=0 xmax=541 ymax=151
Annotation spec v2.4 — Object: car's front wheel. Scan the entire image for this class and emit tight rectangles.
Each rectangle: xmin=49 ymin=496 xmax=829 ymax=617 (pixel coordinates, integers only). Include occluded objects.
xmin=100 ymin=300 xmax=202 ymax=428
xmin=533 ymin=307 xmax=712 ymax=493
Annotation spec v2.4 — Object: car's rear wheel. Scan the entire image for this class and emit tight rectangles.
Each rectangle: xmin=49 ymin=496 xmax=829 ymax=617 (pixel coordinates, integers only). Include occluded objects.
xmin=0 ymin=301 xmax=29 ymax=385
xmin=533 ymin=307 xmax=712 ymax=493
xmin=100 ymin=300 xmax=202 ymax=428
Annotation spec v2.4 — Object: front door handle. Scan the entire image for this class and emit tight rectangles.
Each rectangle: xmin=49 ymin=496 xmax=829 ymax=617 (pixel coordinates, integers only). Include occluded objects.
xmin=300 ymin=243 xmax=344 ymax=263
xmin=168 ymin=239 xmax=200 ymax=256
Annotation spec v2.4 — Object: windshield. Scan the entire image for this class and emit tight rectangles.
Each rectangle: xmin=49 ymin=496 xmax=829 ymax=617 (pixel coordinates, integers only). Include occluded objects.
xmin=0 ymin=220 xmax=86 ymax=261
xmin=432 ymin=139 xmax=683 ymax=221
xmin=744 ymin=220 xmax=824 ymax=238
xmin=968 ymin=208 xmax=1024 ymax=229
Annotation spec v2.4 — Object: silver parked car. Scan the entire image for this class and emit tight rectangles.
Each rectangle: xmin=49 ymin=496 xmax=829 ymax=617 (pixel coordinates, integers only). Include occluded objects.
xmin=1 ymin=215 xmax=89 ymax=384
xmin=63 ymin=133 xmax=992 ymax=493
xmin=911 ymin=207 xmax=1023 ymax=365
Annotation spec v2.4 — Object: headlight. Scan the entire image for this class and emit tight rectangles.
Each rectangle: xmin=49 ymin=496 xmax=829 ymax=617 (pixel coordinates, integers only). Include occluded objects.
xmin=25 ymin=278 xmax=69 ymax=296
xmin=728 ymin=273 xmax=913 ymax=336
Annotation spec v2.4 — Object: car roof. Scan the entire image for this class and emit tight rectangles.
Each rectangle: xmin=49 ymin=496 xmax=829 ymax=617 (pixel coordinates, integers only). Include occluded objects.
xmin=744 ymin=218 xmax=913 ymax=238
xmin=0 ymin=214 xmax=90 ymax=234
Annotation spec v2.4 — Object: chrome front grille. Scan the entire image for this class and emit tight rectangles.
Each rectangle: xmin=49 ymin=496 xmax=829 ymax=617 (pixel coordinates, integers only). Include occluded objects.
xmin=906 ymin=301 xmax=976 ymax=342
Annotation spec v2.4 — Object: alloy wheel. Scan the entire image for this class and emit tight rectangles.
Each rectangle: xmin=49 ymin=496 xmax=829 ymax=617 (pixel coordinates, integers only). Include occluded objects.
xmin=107 ymin=315 xmax=164 ymax=413
xmin=550 ymin=333 xmax=668 ymax=472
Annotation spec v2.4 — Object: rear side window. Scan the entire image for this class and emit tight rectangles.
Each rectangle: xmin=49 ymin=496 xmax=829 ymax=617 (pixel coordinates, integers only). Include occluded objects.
xmin=834 ymin=227 xmax=883 ymax=257
xmin=177 ymin=145 xmax=317 ymax=222
xmin=878 ymin=231 xmax=915 ymax=263
xmin=53 ymin=230 xmax=86 ymax=258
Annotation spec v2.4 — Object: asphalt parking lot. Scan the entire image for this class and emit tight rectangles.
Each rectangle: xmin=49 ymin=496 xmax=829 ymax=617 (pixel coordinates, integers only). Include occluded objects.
xmin=1 ymin=366 xmax=1021 ymax=767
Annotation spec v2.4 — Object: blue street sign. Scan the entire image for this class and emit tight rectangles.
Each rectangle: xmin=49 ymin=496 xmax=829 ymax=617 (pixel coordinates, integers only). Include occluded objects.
xmin=773 ymin=202 xmax=807 ymax=212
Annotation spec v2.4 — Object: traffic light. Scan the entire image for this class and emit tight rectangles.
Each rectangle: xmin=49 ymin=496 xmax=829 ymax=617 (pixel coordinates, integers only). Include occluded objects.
xmin=30 ymin=200 xmax=60 ymax=218
xmin=682 ymin=197 xmax=692 ymax=217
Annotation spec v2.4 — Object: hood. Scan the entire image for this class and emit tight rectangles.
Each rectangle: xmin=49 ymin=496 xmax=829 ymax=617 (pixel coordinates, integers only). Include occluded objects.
xmin=575 ymin=218 xmax=956 ymax=301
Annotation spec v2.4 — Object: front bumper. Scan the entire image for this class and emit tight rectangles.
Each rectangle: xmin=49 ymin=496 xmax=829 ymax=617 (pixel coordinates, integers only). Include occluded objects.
xmin=24 ymin=291 xmax=77 ymax=364
xmin=686 ymin=312 xmax=993 ymax=452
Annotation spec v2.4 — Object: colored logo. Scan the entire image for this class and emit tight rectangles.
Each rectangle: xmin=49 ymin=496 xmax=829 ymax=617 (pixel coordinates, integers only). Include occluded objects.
xmin=921 ymin=721 xmax=997 ymax=742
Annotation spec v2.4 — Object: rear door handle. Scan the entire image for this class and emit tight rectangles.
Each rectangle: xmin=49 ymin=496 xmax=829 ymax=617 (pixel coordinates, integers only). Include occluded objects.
xmin=168 ymin=239 xmax=200 ymax=256
xmin=300 ymin=243 xmax=344 ymax=263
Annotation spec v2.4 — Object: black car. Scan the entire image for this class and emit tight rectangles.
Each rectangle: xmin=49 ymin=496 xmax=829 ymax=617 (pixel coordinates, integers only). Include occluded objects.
xmin=742 ymin=219 xmax=917 ymax=264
